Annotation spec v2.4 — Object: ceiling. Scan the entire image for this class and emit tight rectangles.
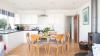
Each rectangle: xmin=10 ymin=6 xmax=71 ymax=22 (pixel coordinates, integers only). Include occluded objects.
xmin=5 ymin=0 xmax=90 ymax=10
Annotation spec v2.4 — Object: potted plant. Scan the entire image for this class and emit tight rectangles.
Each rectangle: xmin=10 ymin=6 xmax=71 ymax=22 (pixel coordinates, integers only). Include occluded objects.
xmin=43 ymin=27 xmax=50 ymax=37
xmin=0 ymin=19 xmax=7 ymax=30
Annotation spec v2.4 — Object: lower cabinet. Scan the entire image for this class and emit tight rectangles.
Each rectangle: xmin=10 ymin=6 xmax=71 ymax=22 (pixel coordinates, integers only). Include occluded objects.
xmin=3 ymin=32 xmax=24 ymax=53
xmin=3 ymin=31 xmax=38 ymax=53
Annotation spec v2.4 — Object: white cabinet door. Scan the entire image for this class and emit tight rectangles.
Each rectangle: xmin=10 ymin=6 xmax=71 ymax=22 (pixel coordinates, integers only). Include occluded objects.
xmin=14 ymin=14 xmax=20 ymax=24
xmin=8 ymin=32 xmax=24 ymax=51
xmin=20 ymin=14 xmax=31 ymax=24
xmin=20 ymin=14 xmax=38 ymax=24
xmin=3 ymin=32 xmax=24 ymax=53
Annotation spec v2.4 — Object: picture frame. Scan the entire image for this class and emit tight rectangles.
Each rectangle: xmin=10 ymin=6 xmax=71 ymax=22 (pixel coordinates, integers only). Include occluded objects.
xmin=83 ymin=7 xmax=89 ymax=25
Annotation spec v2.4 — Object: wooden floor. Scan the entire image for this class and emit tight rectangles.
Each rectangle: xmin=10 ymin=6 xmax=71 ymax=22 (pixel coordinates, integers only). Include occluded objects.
xmin=5 ymin=42 xmax=88 ymax=56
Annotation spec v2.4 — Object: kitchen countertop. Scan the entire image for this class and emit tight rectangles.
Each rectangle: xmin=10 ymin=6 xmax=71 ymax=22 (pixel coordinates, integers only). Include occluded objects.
xmin=0 ymin=30 xmax=39 ymax=34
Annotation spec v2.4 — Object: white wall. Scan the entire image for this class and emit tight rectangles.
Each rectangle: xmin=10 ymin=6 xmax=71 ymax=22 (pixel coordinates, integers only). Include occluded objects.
xmin=78 ymin=1 xmax=91 ymax=41
xmin=46 ymin=14 xmax=66 ymax=34
xmin=71 ymin=17 xmax=74 ymax=40
xmin=65 ymin=16 xmax=71 ymax=32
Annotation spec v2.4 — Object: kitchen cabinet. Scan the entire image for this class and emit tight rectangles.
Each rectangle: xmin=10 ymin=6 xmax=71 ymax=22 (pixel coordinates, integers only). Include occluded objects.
xmin=3 ymin=32 xmax=24 ymax=53
xmin=14 ymin=14 xmax=20 ymax=24
xmin=20 ymin=14 xmax=38 ymax=24
xmin=2 ymin=31 xmax=38 ymax=53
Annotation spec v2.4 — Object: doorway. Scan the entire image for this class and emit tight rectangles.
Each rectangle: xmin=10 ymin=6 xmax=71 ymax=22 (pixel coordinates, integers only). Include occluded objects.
xmin=66 ymin=15 xmax=79 ymax=45
xmin=74 ymin=15 xmax=79 ymax=43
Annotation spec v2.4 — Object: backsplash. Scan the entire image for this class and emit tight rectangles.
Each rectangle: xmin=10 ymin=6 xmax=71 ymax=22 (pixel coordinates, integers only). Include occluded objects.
xmin=15 ymin=24 xmax=54 ymax=31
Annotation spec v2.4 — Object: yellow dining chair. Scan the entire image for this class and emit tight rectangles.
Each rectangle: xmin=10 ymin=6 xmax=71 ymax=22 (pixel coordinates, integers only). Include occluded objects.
xmin=49 ymin=34 xmax=65 ymax=56
xmin=66 ymin=32 xmax=70 ymax=51
xmin=43 ymin=43 xmax=50 ymax=56
xmin=31 ymin=34 xmax=40 ymax=56
xmin=26 ymin=33 xmax=32 ymax=56
xmin=56 ymin=34 xmax=65 ymax=56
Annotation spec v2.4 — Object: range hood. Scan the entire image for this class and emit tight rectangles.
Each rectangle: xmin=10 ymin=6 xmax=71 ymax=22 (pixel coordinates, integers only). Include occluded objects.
xmin=38 ymin=10 xmax=48 ymax=17
xmin=38 ymin=14 xmax=48 ymax=17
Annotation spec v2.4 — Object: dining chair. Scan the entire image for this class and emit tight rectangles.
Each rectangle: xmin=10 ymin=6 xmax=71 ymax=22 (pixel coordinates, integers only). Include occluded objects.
xmin=26 ymin=33 xmax=33 ymax=56
xmin=49 ymin=34 xmax=65 ymax=56
xmin=66 ymin=32 xmax=70 ymax=51
xmin=56 ymin=34 xmax=65 ymax=56
xmin=26 ymin=33 xmax=31 ymax=52
xmin=43 ymin=43 xmax=50 ymax=56
xmin=31 ymin=34 xmax=40 ymax=56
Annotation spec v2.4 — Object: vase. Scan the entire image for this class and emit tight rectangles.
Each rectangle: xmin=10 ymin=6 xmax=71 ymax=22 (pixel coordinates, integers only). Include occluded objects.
xmin=44 ymin=32 xmax=48 ymax=37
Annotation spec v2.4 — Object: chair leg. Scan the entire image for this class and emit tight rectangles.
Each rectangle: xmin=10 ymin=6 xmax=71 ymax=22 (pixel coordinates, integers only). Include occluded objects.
xmin=32 ymin=46 xmax=36 ymax=56
xmin=48 ymin=45 xmax=50 ymax=56
xmin=33 ymin=47 xmax=38 ymax=56
xmin=61 ymin=46 xmax=64 ymax=56
xmin=29 ymin=45 xmax=32 ymax=56
xmin=67 ymin=44 xmax=70 ymax=52
xmin=44 ymin=45 xmax=47 ymax=55
xmin=66 ymin=45 xmax=67 ymax=51
xmin=56 ymin=47 xmax=59 ymax=56
xmin=37 ymin=47 xmax=39 ymax=56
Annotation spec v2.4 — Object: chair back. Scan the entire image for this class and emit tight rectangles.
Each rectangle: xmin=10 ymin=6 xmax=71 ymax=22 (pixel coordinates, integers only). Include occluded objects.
xmin=31 ymin=34 xmax=40 ymax=42
xmin=26 ymin=33 xmax=31 ymax=52
xmin=66 ymin=32 xmax=70 ymax=42
xmin=55 ymin=34 xmax=64 ymax=43
xmin=26 ymin=33 xmax=31 ymax=44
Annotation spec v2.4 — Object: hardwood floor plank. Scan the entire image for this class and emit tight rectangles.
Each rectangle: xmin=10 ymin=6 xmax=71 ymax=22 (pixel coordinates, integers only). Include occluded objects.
xmin=5 ymin=43 xmax=88 ymax=56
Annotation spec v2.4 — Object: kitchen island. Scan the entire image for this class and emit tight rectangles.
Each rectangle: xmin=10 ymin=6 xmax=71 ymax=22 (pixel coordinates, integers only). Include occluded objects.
xmin=0 ymin=30 xmax=38 ymax=53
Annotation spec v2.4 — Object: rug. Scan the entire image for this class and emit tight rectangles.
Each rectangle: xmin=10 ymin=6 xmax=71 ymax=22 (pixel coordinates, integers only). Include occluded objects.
xmin=75 ymin=52 xmax=88 ymax=56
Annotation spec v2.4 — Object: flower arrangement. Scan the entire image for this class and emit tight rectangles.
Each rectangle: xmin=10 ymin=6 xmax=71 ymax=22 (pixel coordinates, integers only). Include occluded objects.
xmin=43 ymin=27 xmax=50 ymax=37
xmin=43 ymin=27 xmax=50 ymax=33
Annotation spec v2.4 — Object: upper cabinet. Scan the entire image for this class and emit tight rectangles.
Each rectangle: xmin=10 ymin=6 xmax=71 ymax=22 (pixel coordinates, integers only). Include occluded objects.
xmin=14 ymin=14 xmax=20 ymax=24
xmin=20 ymin=14 xmax=38 ymax=24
